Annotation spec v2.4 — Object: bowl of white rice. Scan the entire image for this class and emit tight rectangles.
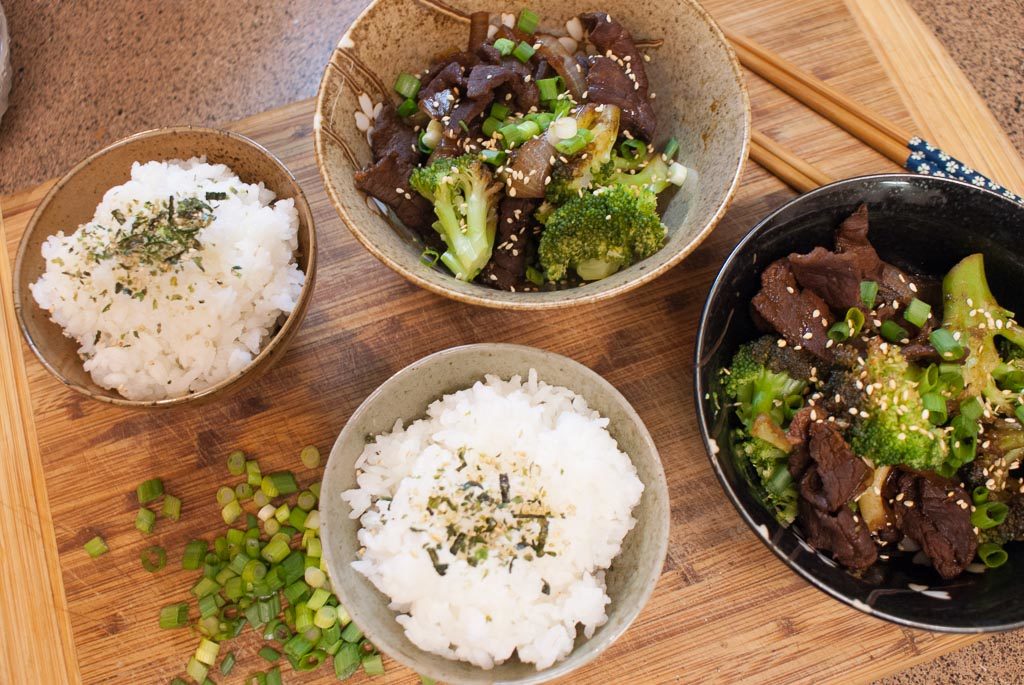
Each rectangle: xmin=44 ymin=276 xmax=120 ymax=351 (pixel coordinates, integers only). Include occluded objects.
xmin=320 ymin=343 xmax=669 ymax=684
xmin=13 ymin=127 xmax=316 ymax=407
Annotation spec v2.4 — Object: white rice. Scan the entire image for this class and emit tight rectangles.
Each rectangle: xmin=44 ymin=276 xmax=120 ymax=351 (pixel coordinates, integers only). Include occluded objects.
xmin=342 ymin=370 xmax=643 ymax=671
xmin=30 ymin=158 xmax=304 ymax=400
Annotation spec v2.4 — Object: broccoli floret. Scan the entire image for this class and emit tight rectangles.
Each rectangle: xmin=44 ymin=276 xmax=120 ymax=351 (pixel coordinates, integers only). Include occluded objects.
xmin=942 ymin=254 xmax=1024 ymax=410
xmin=724 ymin=337 xmax=809 ymax=430
xmin=537 ymin=185 xmax=666 ymax=282
xmin=723 ymin=338 xmax=807 ymax=526
xmin=545 ymin=104 xmax=621 ymax=206
xmin=733 ymin=434 xmax=798 ymax=525
xmin=409 ymin=154 xmax=500 ymax=282
xmin=850 ymin=339 xmax=949 ymax=471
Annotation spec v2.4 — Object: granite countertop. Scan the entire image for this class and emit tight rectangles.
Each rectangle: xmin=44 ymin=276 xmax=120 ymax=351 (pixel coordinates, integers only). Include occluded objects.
xmin=1 ymin=0 xmax=1022 ymax=682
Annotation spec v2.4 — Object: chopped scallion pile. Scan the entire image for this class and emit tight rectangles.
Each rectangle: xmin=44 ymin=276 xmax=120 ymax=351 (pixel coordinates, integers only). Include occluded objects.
xmin=160 ymin=452 xmax=382 ymax=682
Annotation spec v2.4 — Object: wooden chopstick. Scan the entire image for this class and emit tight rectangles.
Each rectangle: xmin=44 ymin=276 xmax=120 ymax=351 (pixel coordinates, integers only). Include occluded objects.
xmin=725 ymin=30 xmax=912 ymax=167
xmin=749 ymin=128 xmax=832 ymax=193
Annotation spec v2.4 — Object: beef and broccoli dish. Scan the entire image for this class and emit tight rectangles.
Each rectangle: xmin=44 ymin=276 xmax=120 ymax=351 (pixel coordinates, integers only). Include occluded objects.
xmin=721 ymin=205 xmax=1024 ymax=579
xmin=354 ymin=9 xmax=691 ymax=291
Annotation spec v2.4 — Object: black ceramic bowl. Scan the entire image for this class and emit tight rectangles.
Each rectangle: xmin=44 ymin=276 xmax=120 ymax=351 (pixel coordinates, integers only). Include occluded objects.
xmin=695 ymin=173 xmax=1024 ymax=632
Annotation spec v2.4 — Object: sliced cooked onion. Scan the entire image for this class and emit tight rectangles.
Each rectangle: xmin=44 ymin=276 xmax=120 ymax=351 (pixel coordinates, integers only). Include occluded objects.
xmin=534 ymin=34 xmax=587 ymax=101
xmin=503 ymin=135 xmax=555 ymax=198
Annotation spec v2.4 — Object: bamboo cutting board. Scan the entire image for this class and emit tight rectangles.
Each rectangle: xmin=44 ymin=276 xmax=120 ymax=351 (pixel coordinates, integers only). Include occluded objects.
xmin=3 ymin=0 xmax=1023 ymax=683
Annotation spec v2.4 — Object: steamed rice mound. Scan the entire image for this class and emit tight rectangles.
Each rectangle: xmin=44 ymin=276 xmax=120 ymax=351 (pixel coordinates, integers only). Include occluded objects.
xmin=342 ymin=371 xmax=643 ymax=670
xmin=30 ymin=158 xmax=304 ymax=400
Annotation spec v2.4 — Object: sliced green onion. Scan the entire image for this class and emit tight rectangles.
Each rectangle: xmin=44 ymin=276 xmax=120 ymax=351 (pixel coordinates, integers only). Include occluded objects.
xmin=300 ymin=445 xmax=321 ymax=469
xmin=396 ymin=97 xmax=418 ymax=118
xmin=304 ymin=510 xmax=321 ymax=531
xmin=978 ymin=542 xmax=1008 ymax=569
xmin=844 ymin=307 xmax=866 ymax=338
xmin=182 ymin=540 xmax=207 ymax=570
xmin=880 ymin=320 xmax=909 ymax=343
xmin=960 ymin=396 xmax=984 ymax=422
xmin=297 ymin=490 xmax=318 ymax=512
xmin=516 ymin=120 xmax=541 ymax=140
xmin=860 ymin=280 xmax=878 ymax=309
xmin=196 ymin=638 xmax=220 ymax=666
xmin=536 ymin=76 xmax=562 ymax=101
xmin=197 ymin=593 xmax=219 ymax=619
xmin=83 ymin=535 xmax=108 ymax=558
xmin=827 ymin=321 xmax=851 ymax=342
xmin=137 ymin=478 xmax=164 ymax=504
xmin=284 ymin=632 xmax=315 ymax=659
xmin=516 ymin=8 xmax=539 ymax=34
xmin=234 ymin=483 xmax=253 ymax=502
xmin=284 ymin=580 xmax=311 ymax=606
xmin=162 ymin=494 xmax=182 ymax=521
xmin=135 ymin=507 xmax=157 ymax=534
xmin=918 ymin=364 xmax=940 ymax=394
xmin=246 ymin=460 xmax=262 ymax=487
xmin=341 ymin=622 xmax=364 ymax=643
xmin=192 ymin=577 xmax=221 ymax=599
xmin=973 ymin=486 xmax=990 ymax=505
xmin=219 ymin=651 xmax=237 ymax=676
xmin=264 ymin=518 xmax=281 ymax=536
xmin=308 ymin=587 xmax=332 ymax=611
xmin=227 ymin=450 xmax=246 ymax=476
xmin=1016 ymin=403 xmax=1024 ymax=425
xmin=619 ymin=138 xmax=647 ymax=162
xmin=490 ymin=102 xmax=511 ymax=120
xmin=481 ymin=116 xmax=503 ymax=138
xmin=274 ymin=504 xmax=291 ymax=524
xmin=512 ymin=40 xmax=535 ymax=63
xmin=187 ymin=657 xmax=209 ymax=683
xmin=930 ymin=327 xmax=965 ymax=360
xmin=221 ymin=500 xmax=243 ymax=525
xmin=554 ymin=128 xmax=593 ymax=155
xmin=493 ymin=37 xmax=515 ymax=56
xmin=258 ymin=646 xmax=280 ymax=663
xmin=525 ymin=265 xmax=544 ymax=286
xmin=362 ymin=653 xmax=385 ymax=676
xmin=393 ymin=72 xmax=421 ymax=99
xmin=334 ymin=642 xmax=361 ymax=679
xmin=663 ymin=137 xmax=680 ymax=160
xmin=266 ymin=667 xmax=282 ymax=685
xmin=922 ymin=392 xmax=947 ymax=425
xmin=159 ymin=602 xmax=189 ymax=629
xmin=261 ymin=537 xmax=291 ymax=565
xmin=972 ymin=501 xmax=1009 ymax=530
xmin=904 ymin=297 xmax=932 ymax=328
xmin=141 ymin=545 xmax=167 ymax=572
xmin=261 ymin=472 xmax=298 ymax=498
xmin=216 ymin=486 xmax=236 ymax=507
xmin=305 ymin=566 xmax=327 ymax=588
xmin=296 ymin=650 xmax=328 ymax=671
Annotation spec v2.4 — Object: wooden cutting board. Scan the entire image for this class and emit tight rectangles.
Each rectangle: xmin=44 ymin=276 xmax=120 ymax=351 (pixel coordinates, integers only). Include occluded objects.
xmin=3 ymin=0 xmax=1023 ymax=683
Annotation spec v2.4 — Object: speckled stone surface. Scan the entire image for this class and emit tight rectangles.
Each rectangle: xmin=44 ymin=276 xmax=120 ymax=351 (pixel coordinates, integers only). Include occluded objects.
xmin=0 ymin=0 xmax=1022 ymax=681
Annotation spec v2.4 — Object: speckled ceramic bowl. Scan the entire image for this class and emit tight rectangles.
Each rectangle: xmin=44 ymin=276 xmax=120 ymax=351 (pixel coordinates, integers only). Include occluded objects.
xmin=13 ymin=127 xmax=316 ymax=408
xmin=696 ymin=174 xmax=1024 ymax=632
xmin=315 ymin=0 xmax=749 ymax=309
xmin=320 ymin=343 xmax=669 ymax=683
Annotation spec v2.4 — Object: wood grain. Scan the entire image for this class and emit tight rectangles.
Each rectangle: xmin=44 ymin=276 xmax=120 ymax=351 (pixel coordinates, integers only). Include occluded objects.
xmin=0 ymin=198 xmax=79 ymax=683
xmin=2 ymin=0 xmax=1022 ymax=683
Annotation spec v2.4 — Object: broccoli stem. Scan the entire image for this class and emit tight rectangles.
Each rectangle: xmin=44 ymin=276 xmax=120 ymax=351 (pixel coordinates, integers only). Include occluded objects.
xmin=576 ymin=259 xmax=621 ymax=280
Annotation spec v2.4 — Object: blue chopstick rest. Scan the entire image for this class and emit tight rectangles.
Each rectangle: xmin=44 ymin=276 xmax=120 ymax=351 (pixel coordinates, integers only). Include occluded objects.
xmin=906 ymin=137 xmax=1024 ymax=206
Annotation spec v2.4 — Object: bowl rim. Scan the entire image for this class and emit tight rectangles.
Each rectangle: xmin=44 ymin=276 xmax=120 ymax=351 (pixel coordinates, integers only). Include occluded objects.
xmin=321 ymin=342 xmax=671 ymax=683
xmin=693 ymin=171 xmax=1024 ymax=633
xmin=12 ymin=125 xmax=317 ymax=409
xmin=313 ymin=0 xmax=751 ymax=310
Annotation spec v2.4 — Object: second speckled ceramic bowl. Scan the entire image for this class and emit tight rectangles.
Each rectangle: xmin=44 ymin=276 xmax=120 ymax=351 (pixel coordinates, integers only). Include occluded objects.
xmin=315 ymin=0 xmax=749 ymax=309
xmin=320 ymin=344 xmax=669 ymax=684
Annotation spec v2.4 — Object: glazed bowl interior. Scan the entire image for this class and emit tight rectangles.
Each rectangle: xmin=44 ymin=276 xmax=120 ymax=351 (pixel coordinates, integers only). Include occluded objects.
xmin=13 ymin=127 xmax=316 ymax=408
xmin=320 ymin=344 xmax=669 ymax=684
xmin=696 ymin=174 xmax=1024 ymax=632
xmin=315 ymin=0 xmax=749 ymax=309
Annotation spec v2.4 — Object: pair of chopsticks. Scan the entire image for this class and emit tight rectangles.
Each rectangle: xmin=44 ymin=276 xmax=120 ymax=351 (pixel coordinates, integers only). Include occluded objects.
xmin=729 ymin=30 xmax=1024 ymax=205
